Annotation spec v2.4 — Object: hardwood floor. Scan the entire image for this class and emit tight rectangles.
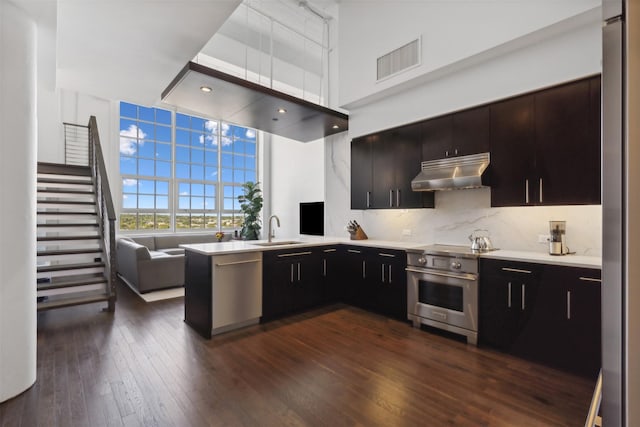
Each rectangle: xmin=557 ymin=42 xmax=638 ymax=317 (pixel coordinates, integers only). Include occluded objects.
xmin=1 ymin=281 xmax=595 ymax=427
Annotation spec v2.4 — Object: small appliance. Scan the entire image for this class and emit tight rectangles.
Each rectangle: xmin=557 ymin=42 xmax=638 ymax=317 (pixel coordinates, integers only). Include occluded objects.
xmin=549 ymin=220 xmax=569 ymax=255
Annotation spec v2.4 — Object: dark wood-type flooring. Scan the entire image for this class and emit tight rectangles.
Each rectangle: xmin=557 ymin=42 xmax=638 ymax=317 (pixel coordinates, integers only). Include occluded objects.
xmin=1 ymin=281 xmax=596 ymax=426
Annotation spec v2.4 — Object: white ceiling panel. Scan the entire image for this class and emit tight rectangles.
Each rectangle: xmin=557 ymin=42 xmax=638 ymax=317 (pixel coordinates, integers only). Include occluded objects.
xmin=55 ymin=0 xmax=241 ymax=104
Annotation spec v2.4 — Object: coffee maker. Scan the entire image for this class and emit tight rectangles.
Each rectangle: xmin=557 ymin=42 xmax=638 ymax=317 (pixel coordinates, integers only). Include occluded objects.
xmin=549 ymin=220 xmax=569 ymax=255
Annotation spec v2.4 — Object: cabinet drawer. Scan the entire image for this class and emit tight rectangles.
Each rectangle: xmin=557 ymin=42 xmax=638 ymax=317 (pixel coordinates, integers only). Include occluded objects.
xmin=480 ymin=258 xmax=542 ymax=279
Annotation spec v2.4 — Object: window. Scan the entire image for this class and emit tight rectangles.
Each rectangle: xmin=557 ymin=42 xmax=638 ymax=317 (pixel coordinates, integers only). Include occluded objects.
xmin=119 ymin=102 xmax=258 ymax=231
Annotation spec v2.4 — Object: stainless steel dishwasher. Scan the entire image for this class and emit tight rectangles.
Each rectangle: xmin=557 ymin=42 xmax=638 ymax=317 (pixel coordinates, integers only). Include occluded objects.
xmin=211 ymin=252 xmax=263 ymax=335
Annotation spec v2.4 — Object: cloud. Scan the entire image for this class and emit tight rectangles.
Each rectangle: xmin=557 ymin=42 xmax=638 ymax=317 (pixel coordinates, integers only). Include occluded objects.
xmin=123 ymin=195 xmax=128 ymax=199
xmin=119 ymin=124 xmax=146 ymax=155
xmin=122 ymin=179 xmax=137 ymax=186
xmin=199 ymin=134 xmax=205 ymax=145
xmin=179 ymin=191 xmax=189 ymax=196
xmin=205 ymin=120 xmax=217 ymax=132
xmin=245 ymin=129 xmax=256 ymax=139
xmin=221 ymin=123 xmax=230 ymax=136
xmin=221 ymin=137 xmax=233 ymax=147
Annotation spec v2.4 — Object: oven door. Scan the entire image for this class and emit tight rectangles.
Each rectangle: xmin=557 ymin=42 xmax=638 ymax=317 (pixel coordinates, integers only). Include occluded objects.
xmin=406 ymin=267 xmax=478 ymax=333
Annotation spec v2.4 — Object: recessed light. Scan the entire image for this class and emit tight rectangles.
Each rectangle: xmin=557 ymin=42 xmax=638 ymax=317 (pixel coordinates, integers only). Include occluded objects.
xmin=200 ymin=86 xmax=212 ymax=93
xmin=332 ymin=124 xmax=340 ymax=129
xmin=277 ymin=108 xmax=287 ymax=114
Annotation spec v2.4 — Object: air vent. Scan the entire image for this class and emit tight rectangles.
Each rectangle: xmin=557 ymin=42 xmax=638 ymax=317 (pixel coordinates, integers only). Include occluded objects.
xmin=377 ymin=38 xmax=420 ymax=81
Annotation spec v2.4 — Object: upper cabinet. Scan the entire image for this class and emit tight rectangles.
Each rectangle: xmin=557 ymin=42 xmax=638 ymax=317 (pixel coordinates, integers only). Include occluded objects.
xmin=489 ymin=76 xmax=601 ymax=207
xmin=422 ymin=106 xmax=490 ymax=160
xmin=351 ymin=124 xmax=434 ymax=210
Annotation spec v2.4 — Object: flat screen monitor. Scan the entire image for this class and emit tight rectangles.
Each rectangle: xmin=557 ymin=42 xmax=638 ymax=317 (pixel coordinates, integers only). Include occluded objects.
xmin=299 ymin=202 xmax=324 ymax=236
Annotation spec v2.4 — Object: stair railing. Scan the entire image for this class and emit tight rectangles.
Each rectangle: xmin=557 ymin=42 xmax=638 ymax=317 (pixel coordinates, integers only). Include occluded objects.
xmin=584 ymin=369 xmax=602 ymax=427
xmin=63 ymin=122 xmax=91 ymax=166
xmin=87 ymin=116 xmax=117 ymax=311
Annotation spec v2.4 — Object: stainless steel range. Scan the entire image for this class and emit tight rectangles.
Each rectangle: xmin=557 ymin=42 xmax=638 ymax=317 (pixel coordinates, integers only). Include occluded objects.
xmin=406 ymin=244 xmax=490 ymax=345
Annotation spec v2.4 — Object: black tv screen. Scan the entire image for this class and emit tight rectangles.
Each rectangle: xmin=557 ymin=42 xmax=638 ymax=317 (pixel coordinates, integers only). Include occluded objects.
xmin=299 ymin=202 xmax=324 ymax=236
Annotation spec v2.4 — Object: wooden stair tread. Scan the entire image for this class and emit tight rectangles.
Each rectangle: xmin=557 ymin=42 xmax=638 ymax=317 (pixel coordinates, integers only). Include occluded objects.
xmin=37 ymin=162 xmax=91 ymax=176
xmin=38 ymin=274 xmax=107 ymax=291
xmin=38 ymin=261 xmax=105 ymax=273
xmin=37 ymin=177 xmax=93 ymax=185
xmin=37 ymin=293 xmax=110 ymax=312
xmin=37 ymin=248 xmax=102 ymax=256
xmin=37 ymin=223 xmax=99 ymax=228
xmin=37 ymin=211 xmax=97 ymax=215
xmin=38 ymin=188 xmax=95 ymax=195
xmin=38 ymin=200 xmax=95 ymax=205
xmin=37 ymin=235 xmax=100 ymax=241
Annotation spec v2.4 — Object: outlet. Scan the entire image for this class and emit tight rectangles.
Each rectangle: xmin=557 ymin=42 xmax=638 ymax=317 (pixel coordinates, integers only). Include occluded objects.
xmin=538 ymin=234 xmax=550 ymax=243
xmin=402 ymin=229 xmax=412 ymax=236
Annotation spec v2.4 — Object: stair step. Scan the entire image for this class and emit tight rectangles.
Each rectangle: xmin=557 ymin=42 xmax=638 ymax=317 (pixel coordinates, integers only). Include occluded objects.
xmin=38 ymin=200 xmax=95 ymax=206
xmin=37 ymin=223 xmax=99 ymax=228
xmin=37 ymin=235 xmax=100 ymax=242
xmin=37 ymin=211 xmax=97 ymax=216
xmin=37 ymin=274 xmax=107 ymax=291
xmin=38 ymin=188 xmax=95 ymax=195
xmin=37 ymin=293 xmax=111 ymax=312
xmin=38 ymin=177 xmax=93 ymax=185
xmin=37 ymin=248 xmax=102 ymax=257
xmin=37 ymin=162 xmax=91 ymax=176
xmin=38 ymin=261 xmax=105 ymax=273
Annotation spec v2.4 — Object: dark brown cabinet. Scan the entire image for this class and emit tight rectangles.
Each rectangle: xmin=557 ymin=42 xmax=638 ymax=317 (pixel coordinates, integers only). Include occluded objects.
xmin=480 ymin=258 xmax=601 ymax=379
xmin=367 ymin=249 xmax=407 ymax=320
xmin=489 ymin=76 xmax=601 ymax=207
xmin=351 ymin=126 xmax=433 ymax=210
xmin=262 ymin=248 xmax=323 ymax=321
xmin=422 ymin=106 xmax=490 ymax=160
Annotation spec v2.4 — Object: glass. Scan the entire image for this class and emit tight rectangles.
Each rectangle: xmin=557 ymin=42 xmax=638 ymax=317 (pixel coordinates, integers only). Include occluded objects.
xmin=120 ymin=102 xmax=137 ymax=119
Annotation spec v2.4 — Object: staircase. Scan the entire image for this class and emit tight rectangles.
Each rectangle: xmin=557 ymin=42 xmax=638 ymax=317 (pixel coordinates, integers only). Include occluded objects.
xmin=36 ymin=118 xmax=116 ymax=312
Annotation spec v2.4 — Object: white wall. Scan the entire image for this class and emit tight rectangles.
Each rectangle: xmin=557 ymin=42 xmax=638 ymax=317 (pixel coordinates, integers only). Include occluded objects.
xmin=338 ymin=0 xmax=600 ymax=109
xmin=268 ymin=135 xmax=325 ymax=239
xmin=0 ymin=0 xmax=37 ymax=402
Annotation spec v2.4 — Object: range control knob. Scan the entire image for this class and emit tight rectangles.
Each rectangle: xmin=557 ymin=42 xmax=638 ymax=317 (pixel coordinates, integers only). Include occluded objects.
xmin=417 ymin=257 xmax=427 ymax=265
xmin=450 ymin=261 xmax=462 ymax=270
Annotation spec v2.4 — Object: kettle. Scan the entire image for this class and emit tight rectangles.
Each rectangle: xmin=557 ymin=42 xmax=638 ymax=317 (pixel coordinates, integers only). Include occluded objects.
xmin=468 ymin=229 xmax=494 ymax=252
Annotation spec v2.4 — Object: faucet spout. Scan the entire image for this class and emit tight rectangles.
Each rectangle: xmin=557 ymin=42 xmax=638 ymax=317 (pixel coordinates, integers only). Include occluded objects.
xmin=268 ymin=215 xmax=281 ymax=242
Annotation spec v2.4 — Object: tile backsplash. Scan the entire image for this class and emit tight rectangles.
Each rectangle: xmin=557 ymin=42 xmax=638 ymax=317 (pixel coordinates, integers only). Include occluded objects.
xmin=325 ymin=133 xmax=602 ymax=257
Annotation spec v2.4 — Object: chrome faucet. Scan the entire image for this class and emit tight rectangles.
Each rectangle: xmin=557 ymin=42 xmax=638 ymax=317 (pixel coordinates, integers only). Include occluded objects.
xmin=268 ymin=214 xmax=280 ymax=243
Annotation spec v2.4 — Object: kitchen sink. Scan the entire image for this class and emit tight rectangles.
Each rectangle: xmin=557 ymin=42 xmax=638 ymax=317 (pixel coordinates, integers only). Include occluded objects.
xmin=250 ymin=240 xmax=303 ymax=247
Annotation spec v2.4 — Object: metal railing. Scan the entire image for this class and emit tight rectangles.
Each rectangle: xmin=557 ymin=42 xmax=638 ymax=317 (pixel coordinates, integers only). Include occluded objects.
xmin=87 ymin=116 xmax=117 ymax=311
xmin=585 ymin=369 xmax=602 ymax=427
xmin=63 ymin=122 xmax=90 ymax=166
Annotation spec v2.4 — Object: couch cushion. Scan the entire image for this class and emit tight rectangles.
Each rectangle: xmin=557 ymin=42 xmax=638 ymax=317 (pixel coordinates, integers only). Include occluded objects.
xmin=154 ymin=233 xmax=217 ymax=249
xmin=148 ymin=250 xmax=172 ymax=259
xmin=131 ymin=236 xmax=156 ymax=250
xmin=157 ymin=248 xmax=185 ymax=256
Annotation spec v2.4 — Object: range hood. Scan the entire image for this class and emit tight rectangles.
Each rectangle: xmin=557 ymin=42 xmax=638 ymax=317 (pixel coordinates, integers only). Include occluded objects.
xmin=411 ymin=152 xmax=490 ymax=191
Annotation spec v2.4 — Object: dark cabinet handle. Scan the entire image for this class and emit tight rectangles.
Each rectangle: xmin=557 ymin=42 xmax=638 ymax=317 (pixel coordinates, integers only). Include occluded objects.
xmin=389 ymin=189 xmax=394 ymax=207
xmin=366 ymin=191 xmax=371 ymax=208
xmin=525 ymin=179 xmax=530 ymax=204
xmin=521 ymin=284 xmax=526 ymax=310
xmin=290 ymin=264 xmax=294 ymax=283
xmin=539 ymin=178 xmax=543 ymax=203
xmin=579 ymin=277 xmax=602 ymax=283
xmin=567 ymin=290 xmax=571 ymax=319
xmin=382 ymin=264 xmax=385 ymax=282
xmin=389 ymin=265 xmax=392 ymax=283
xmin=396 ymin=189 xmax=400 ymax=207
xmin=362 ymin=260 xmax=366 ymax=278
xmin=507 ymin=282 xmax=512 ymax=308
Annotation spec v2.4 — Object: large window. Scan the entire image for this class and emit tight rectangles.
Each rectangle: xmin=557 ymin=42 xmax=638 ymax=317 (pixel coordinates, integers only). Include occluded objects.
xmin=119 ymin=102 xmax=258 ymax=231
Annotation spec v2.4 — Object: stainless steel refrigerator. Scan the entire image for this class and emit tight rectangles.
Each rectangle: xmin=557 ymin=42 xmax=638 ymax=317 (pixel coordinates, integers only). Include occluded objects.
xmin=602 ymin=0 xmax=640 ymax=425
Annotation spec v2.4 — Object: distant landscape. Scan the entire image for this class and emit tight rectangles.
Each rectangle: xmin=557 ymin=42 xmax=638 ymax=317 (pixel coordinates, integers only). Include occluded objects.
xmin=120 ymin=214 xmax=243 ymax=230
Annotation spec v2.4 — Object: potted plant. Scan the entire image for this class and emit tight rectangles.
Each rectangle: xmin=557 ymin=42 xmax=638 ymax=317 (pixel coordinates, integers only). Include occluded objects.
xmin=238 ymin=181 xmax=263 ymax=240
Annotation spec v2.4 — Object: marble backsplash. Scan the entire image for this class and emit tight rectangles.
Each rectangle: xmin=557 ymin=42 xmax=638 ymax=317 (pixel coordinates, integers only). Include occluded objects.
xmin=324 ymin=133 xmax=602 ymax=257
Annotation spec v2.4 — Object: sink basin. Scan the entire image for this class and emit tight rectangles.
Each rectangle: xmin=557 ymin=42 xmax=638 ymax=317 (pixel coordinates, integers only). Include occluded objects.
xmin=250 ymin=240 xmax=302 ymax=247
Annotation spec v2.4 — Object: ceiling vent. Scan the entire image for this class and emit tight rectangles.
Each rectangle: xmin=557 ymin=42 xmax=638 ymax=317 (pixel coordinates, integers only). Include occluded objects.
xmin=377 ymin=38 xmax=420 ymax=81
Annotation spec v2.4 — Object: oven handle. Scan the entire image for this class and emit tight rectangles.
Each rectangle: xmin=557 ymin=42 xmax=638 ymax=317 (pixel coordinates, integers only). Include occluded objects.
xmin=405 ymin=267 xmax=477 ymax=281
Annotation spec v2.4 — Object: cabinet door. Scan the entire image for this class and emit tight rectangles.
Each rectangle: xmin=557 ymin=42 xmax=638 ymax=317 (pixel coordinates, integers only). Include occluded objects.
xmin=452 ymin=106 xmax=490 ymax=156
xmin=375 ymin=250 xmax=407 ymax=320
xmin=320 ymin=247 xmax=341 ymax=304
xmin=262 ymin=255 xmax=294 ymax=320
xmin=489 ymin=95 xmax=536 ymax=207
xmin=391 ymin=124 xmax=433 ymax=208
xmin=371 ymin=133 xmax=397 ymax=209
xmin=341 ymin=247 xmax=368 ymax=306
xmin=422 ymin=115 xmax=453 ymax=160
xmin=587 ymin=76 xmax=602 ymax=204
xmin=479 ymin=273 xmax=520 ymax=350
xmin=351 ymin=136 xmax=374 ymax=209
xmin=535 ymin=79 xmax=595 ymax=205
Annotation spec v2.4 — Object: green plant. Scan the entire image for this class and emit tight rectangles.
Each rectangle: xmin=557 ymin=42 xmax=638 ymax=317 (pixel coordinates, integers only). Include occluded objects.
xmin=238 ymin=181 xmax=263 ymax=240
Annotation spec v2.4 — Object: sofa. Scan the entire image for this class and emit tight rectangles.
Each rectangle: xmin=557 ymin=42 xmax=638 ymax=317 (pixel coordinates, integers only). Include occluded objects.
xmin=116 ymin=233 xmax=221 ymax=293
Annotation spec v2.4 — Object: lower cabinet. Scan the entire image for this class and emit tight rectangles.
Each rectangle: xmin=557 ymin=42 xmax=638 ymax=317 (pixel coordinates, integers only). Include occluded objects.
xmin=480 ymin=258 xmax=601 ymax=378
xmin=341 ymin=246 xmax=407 ymax=320
xmin=262 ymin=247 xmax=323 ymax=321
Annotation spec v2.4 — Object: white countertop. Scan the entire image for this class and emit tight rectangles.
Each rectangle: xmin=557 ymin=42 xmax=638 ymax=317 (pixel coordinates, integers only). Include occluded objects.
xmin=180 ymin=237 xmax=601 ymax=269
xmin=479 ymin=250 xmax=601 ymax=269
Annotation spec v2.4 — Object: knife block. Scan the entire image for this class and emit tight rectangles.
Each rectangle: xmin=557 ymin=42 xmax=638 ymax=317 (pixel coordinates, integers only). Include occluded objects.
xmin=349 ymin=226 xmax=368 ymax=240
